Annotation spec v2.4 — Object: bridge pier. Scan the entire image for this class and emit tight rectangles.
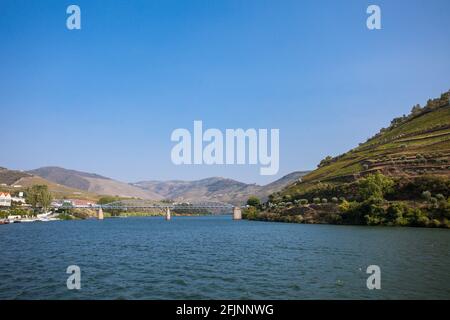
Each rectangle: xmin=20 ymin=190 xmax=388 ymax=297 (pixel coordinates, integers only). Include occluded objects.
xmin=233 ymin=206 xmax=242 ymax=220
xmin=165 ymin=207 xmax=171 ymax=221
xmin=98 ymin=207 xmax=104 ymax=220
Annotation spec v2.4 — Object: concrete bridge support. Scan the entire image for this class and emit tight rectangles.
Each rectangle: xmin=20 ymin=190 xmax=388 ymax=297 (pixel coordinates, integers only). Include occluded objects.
xmin=98 ymin=207 xmax=104 ymax=220
xmin=165 ymin=207 xmax=171 ymax=221
xmin=233 ymin=206 xmax=242 ymax=220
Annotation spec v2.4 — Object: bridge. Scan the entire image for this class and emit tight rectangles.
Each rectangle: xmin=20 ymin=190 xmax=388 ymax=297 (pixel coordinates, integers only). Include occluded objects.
xmin=59 ymin=199 xmax=242 ymax=221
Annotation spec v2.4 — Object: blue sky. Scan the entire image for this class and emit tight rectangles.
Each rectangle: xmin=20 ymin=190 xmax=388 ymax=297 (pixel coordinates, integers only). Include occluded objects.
xmin=1 ymin=0 xmax=449 ymax=184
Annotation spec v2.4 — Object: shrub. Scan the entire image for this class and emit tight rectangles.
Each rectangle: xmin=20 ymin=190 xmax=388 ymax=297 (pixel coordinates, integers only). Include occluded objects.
xmin=430 ymin=197 xmax=438 ymax=205
xmin=243 ymin=206 xmax=259 ymax=219
xmin=321 ymin=198 xmax=328 ymax=204
xmin=365 ymin=214 xmax=383 ymax=226
xmin=339 ymin=200 xmax=350 ymax=212
xmin=313 ymin=198 xmax=321 ymax=204
xmin=331 ymin=197 xmax=339 ymax=203
xmin=299 ymin=199 xmax=308 ymax=205
xmin=443 ymin=219 xmax=450 ymax=228
xmin=430 ymin=219 xmax=441 ymax=228
xmin=386 ymin=202 xmax=407 ymax=222
xmin=407 ymin=208 xmax=430 ymax=227
xmin=422 ymin=191 xmax=432 ymax=200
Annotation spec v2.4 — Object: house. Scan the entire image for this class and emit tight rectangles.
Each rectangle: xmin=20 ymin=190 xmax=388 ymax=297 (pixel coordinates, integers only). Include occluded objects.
xmin=11 ymin=196 xmax=26 ymax=204
xmin=62 ymin=199 xmax=96 ymax=207
xmin=72 ymin=199 xmax=96 ymax=207
xmin=0 ymin=192 xmax=12 ymax=207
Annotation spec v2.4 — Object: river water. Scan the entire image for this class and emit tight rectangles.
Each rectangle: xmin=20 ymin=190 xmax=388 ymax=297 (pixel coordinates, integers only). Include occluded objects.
xmin=0 ymin=215 xmax=449 ymax=299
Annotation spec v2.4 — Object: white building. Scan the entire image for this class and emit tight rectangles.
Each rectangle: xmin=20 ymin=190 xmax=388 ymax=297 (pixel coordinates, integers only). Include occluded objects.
xmin=0 ymin=192 xmax=12 ymax=207
xmin=11 ymin=196 xmax=26 ymax=204
xmin=10 ymin=191 xmax=26 ymax=204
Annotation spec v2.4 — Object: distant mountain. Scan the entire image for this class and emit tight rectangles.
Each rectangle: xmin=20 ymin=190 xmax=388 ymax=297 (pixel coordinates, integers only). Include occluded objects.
xmin=22 ymin=167 xmax=310 ymax=205
xmin=29 ymin=167 xmax=162 ymax=200
xmin=133 ymin=171 xmax=310 ymax=205
xmin=28 ymin=166 xmax=109 ymax=190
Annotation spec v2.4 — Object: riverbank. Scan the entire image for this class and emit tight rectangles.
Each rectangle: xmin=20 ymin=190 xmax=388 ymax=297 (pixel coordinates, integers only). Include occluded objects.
xmin=244 ymin=200 xmax=450 ymax=228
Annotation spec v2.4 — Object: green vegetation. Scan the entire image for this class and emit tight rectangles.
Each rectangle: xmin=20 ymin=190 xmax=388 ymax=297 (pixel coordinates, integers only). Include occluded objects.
xmin=26 ymin=185 xmax=52 ymax=212
xmin=246 ymin=196 xmax=261 ymax=207
xmin=97 ymin=196 xmax=122 ymax=205
xmin=57 ymin=213 xmax=76 ymax=220
xmin=249 ymin=173 xmax=450 ymax=228
xmin=357 ymin=173 xmax=394 ymax=201
xmin=248 ymin=91 xmax=450 ymax=228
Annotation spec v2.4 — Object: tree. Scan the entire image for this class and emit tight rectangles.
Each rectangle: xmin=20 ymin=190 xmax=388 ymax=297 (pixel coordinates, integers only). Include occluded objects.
xmin=247 ymin=196 xmax=261 ymax=207
xmin=411 ymin=104 xmax=422 ymax=115
xmin=357 ymin=173 xmax=394 ymax=201
xmin=318 ymin=156 xmax=333 ymax=168
xmin=26 ymin=185 xmax=53 ymax=212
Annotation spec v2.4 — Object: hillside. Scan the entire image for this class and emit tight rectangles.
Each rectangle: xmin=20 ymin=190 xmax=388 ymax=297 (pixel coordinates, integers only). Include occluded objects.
xmin=0 ymin=167 xmax=99 ymax=200
xmin=250 ymin=90 xmax=450 ymax=228
xmin=279 ymin=90 xmax=450 ymax=198
xmin=29 ymin=167 xmax=162 ymax=200
xmin=0 ymin=167 xmax=31 ymax=185
xmin=133 ymin=171 xmax=309 ymax=205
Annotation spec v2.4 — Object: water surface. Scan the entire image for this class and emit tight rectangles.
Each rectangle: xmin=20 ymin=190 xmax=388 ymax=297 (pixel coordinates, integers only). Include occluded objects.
xmin=0 ymin=216 xmax=449 ymax=299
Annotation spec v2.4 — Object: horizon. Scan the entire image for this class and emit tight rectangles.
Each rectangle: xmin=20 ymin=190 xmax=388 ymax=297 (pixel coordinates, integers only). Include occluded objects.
xmin=1 ymin=0 xmax=450 ymax=184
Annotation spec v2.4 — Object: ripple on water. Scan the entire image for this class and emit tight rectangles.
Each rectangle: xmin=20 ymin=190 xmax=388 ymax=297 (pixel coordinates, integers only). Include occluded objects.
xmin=0 ymin=217 xmax=449 ymax=299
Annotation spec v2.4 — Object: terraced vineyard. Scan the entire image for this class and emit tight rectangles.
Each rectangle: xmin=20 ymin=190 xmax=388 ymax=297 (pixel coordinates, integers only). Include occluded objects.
xmin=283 ymin=90 xmax=450 ymax=196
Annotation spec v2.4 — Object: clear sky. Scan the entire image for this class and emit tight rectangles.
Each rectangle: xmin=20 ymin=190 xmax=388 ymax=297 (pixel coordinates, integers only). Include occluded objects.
xmin=1 ymin=0 xmax=449 ymax=184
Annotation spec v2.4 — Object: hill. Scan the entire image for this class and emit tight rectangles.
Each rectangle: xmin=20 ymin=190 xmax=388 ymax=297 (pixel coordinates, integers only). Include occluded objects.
xmin=249 ymin=90 xmax=450 ymax=228
xmin=0 ymin=167 xmax=31 ymax=185
xmin=27 ymin=166 xmax=308 ymax=204
xmin=0 ymin=167 xmax=98 ymax=200
xmin=279 ymin=90 xmax=450 ymax=198
xmin=29 ymin=167 xmax=162 ymax=200
xmin=132 ymin=171 xmax=309 ymax=205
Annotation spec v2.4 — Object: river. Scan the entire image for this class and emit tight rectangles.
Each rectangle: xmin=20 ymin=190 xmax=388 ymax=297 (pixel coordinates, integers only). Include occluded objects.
xmin=0 ymin=215 xmax=449 ymax=299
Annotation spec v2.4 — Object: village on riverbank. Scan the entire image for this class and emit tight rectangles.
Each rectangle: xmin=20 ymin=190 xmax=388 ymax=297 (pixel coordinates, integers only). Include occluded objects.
xmin=0 ymin=189 xmax=98 ymax=224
